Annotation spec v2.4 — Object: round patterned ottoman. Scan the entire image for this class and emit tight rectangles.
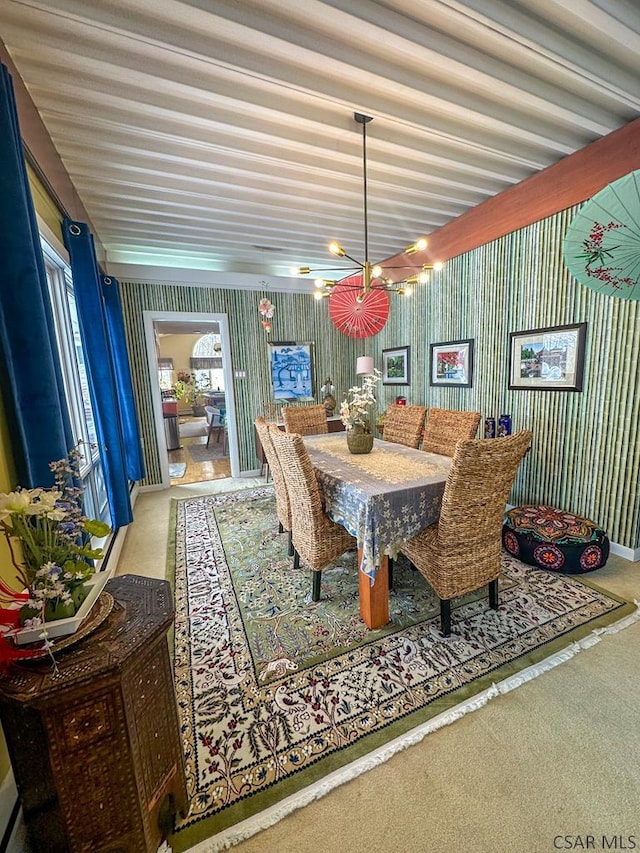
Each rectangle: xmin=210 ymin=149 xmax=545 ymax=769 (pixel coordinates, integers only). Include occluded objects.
xmin=502 ymin=504 xmax=609 ymax=574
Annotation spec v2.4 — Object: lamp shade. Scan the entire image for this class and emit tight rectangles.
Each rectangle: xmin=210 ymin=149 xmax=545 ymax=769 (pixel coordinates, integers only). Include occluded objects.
xmin=356 ymin=356 xmax=374 ymax=375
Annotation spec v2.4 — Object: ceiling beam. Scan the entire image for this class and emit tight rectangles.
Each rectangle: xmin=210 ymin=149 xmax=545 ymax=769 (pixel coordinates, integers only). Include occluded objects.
xmin=386 ymin=117 xmax=640 ymax=271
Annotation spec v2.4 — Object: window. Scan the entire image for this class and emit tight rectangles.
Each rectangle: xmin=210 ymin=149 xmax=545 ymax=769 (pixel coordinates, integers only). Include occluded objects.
xmin=192 ymin=333 xmax=224 ymax=391
xmin=42 ymin=239 xmax=110 ymax=526
xmin=157 ymin=357 xmax=174 ymax=390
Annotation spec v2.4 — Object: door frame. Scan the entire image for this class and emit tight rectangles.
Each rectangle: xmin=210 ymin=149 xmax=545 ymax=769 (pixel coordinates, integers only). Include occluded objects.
xmin=143 ymin=309 xmax=240 ymax=485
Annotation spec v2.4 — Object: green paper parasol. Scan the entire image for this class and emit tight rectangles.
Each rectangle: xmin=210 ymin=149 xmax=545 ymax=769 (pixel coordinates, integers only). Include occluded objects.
xmin=563 ymin=169 xmax=640 ymax=301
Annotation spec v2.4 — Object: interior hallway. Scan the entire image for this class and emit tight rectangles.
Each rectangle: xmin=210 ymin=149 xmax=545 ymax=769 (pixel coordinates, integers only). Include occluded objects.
xmin=167 ymin=415 xmax=231 ymax=486
xmin=115 ymin=479 xmax=640 ymax=853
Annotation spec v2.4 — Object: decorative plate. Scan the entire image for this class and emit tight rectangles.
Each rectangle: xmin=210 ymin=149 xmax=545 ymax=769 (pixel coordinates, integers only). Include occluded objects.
xmin=6 ymin=592 xmax=115 ymax=660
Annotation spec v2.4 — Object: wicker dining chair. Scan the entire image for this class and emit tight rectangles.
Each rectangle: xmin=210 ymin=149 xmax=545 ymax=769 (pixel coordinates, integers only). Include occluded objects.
xmin=254 ymin=418 xmax=294 ymax=556
xmin=281 ymin=404 xmax=328 ymax=436
xmin=400 ymin=429 xmax=532 ymax=636
xmin=382 ymin=404 xmax=427 ymax=449
xmin=269 ymin=426 xmax=355 ymax=601
xmin=421 ymin=407 xmax=482 ymax=456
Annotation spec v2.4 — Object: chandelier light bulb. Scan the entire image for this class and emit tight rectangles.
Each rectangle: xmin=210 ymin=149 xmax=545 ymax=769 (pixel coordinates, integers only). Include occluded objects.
xmin=371 ymin=264 xmax=382 ymax=278
xmin=405 ymin=237 xmax=428 ymax=255
xmin=433 ymin=261 xmax=443 ymax=271
xmin=313 ymin=290 xmax=324 ymax=301
xmin=314 ymin=278 xmax=325 ymax=289
xmin=405 ymin=285 xmax=413 ymax=296
xmin=328 ymin=241 xmax=346 ymax=257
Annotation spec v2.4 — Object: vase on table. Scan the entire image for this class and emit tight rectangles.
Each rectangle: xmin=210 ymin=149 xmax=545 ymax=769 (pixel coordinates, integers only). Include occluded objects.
xmin=346 ymin=424 xmax=374 ymax=454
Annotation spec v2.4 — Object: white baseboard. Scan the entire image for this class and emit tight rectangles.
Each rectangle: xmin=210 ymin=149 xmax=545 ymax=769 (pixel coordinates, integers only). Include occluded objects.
xmin=609 ymin=541 xmax=639 ymax=562
xmin=137 ymin=482 xmax=168 ymax=493
xmin=138 ymin=471 xmax=265 ymax=491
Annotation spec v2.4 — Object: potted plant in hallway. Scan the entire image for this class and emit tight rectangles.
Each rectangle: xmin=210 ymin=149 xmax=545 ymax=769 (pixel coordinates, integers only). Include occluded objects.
xmin=174 ymin=371 xmax=210 ymax=417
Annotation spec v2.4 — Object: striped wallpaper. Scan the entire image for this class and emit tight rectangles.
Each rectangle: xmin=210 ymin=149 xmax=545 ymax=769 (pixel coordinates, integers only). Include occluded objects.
xmin=118 ymin=281 xmax=358 ymax=486
xmin=368 ymin=206 xmax=640 ymax=551
xmin=120 ymin=205 xmax=640 ymax=551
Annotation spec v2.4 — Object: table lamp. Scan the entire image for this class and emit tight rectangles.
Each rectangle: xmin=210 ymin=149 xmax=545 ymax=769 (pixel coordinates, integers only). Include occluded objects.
xmin=356 ymin=356 xmax=374 ymax=376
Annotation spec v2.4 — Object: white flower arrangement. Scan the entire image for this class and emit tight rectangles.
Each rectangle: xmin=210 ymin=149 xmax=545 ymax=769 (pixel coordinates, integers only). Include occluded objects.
xmin=340 ymin=369 xmax=381 ymax=432
xmin=0 ymin=446 xmax=110 ymax=630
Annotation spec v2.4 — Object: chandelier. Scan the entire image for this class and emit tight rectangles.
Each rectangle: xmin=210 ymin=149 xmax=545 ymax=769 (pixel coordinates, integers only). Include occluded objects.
xmin=297 ymin=113 xmax=442 ymax=334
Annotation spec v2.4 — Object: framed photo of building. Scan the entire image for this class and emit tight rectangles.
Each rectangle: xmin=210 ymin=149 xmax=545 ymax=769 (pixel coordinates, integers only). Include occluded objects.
xmin=508 ymin=323 xmax=587 ymax=391
xmin=430 ymin=339 xmax=474 ymax=387
xmin=269 ymin=341 xmax=315 ymax=400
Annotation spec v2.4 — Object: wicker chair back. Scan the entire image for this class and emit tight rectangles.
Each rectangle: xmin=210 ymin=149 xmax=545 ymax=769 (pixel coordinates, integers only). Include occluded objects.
xmin=281 ymin=404 xmax=328 ymax=436
xmin=401 ymin=430 xmax=532 ymax=603
xmin=269 ymin=427 xmax=354 ymax=576
xmin=254 ymin=417 xmax=291 ymax=532
xmin=382 ymin=404 xmax=427 ymax=448
xmin=422 ymin=408 xmax=481 ymax=456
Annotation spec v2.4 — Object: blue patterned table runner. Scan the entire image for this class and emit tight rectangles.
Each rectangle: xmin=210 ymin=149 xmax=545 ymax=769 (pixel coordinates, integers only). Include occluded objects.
xmin=304 ymin=434 xmax=451 ymax=580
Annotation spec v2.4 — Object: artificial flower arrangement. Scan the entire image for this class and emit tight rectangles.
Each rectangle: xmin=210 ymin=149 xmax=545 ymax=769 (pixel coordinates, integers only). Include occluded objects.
xmin=0 ymin=445 xmax=111 ymax=637
xmin=258 ymin=298 xmax=275 ymax=332
xmin=339 ymin=369 xmax=381 ymax=433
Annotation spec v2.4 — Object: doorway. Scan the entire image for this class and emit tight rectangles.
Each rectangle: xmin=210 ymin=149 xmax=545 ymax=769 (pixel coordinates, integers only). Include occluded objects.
xmin=143 ymin=310 xmax=240 ymax=486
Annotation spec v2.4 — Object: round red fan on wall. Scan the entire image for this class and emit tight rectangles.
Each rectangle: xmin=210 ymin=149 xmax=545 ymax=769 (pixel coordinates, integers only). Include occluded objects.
xmin=328 ymin=275 xmax=390 ymax=338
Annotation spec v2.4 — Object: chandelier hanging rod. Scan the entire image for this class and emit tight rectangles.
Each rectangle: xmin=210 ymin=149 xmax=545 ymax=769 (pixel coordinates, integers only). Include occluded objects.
xmin=355 ymin=112 xmax=372 ymax=265
xmin=299 ymin=112 xmax=442 ymax=304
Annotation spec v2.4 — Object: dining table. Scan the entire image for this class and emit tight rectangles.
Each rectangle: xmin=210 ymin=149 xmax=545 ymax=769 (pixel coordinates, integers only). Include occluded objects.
xmin=303 ymin=433 xmax=452 ymax=629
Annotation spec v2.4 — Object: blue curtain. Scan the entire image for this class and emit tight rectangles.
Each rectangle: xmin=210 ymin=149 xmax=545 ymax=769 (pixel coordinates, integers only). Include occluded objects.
xmin=63 ymin=219 xmax=144 ymax=528
xmin=101 ymin=275 xmax=145 ymax=482
xmin=0 ymin=63 xmax=74 ymax=487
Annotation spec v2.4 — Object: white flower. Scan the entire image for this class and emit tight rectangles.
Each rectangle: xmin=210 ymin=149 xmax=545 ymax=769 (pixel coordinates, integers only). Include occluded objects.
xmin=258 ymin=298 xmax=274 ymax=318
xmin=0 ymin=490 xmax=32 ymax=518
xmin=340 ymin=369 xmax=381 ymax=431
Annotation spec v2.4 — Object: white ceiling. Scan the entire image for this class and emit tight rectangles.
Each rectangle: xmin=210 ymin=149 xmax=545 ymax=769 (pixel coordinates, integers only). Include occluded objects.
xmin=2 ymin=0 xmax=639 ymax=288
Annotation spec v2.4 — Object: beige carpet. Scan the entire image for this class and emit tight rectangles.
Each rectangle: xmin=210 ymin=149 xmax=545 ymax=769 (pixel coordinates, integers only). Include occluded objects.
xmin=115 ymin=480 xmax=640 ymax=853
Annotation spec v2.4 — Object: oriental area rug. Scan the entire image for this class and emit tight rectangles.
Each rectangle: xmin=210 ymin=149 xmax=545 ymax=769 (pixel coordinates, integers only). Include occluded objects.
xmin=168 ymin=488 xmax=635 ymax=853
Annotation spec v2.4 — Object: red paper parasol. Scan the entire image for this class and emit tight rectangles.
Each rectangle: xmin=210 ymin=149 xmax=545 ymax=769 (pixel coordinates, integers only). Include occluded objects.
xmin=563 ymin=170 xmax=640 ymax=301
xmin=328 ymin=275 xmax=390 ymax=338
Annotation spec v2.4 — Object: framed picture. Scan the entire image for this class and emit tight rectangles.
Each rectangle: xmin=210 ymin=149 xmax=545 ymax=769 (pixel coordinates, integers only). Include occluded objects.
xmin=269 ymin=341 xmax=315 ymax=400
xmin=508 ymin=322 xmax=587 ymax=391
xmin=382 ymin=346 xmax=410 ymax=385
xmin=430 ymin=339 xmax=474 ymax=387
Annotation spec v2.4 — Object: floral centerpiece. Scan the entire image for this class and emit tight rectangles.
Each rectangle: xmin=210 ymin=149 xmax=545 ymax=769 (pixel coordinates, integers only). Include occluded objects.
xmin=340 ymin=370 xmax=381 ymax=453
xmin=0 ymin=446 xmax=111 ymax=634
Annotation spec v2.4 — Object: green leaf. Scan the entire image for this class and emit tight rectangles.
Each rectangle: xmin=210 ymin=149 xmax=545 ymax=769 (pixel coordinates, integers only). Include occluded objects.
xmin=84 ymin=519 xmax=111 ymax=537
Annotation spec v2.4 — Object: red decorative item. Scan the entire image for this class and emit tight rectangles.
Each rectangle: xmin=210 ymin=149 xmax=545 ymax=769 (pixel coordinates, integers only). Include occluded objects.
xmin=328 ymin=275 xmax=390 ymax=338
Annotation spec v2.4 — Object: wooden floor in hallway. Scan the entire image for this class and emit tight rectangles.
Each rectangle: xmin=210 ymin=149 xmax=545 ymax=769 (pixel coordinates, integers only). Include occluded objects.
xmin=168 ymin=415 xmax=231 ymax=485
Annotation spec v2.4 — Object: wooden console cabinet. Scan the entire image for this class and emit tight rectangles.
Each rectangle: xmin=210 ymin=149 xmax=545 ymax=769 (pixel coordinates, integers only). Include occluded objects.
xmin=0 ymin=575 xmax=188 ymax=853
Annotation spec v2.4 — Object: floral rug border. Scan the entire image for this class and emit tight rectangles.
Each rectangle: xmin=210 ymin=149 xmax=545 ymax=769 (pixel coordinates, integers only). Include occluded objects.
xmin=167 ymin=488 xmax=637 ymax=853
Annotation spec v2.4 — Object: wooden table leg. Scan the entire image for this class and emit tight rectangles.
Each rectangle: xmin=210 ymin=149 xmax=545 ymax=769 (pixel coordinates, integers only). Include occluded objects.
xmin=358 ymin=549 xmax=390 ymax=629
